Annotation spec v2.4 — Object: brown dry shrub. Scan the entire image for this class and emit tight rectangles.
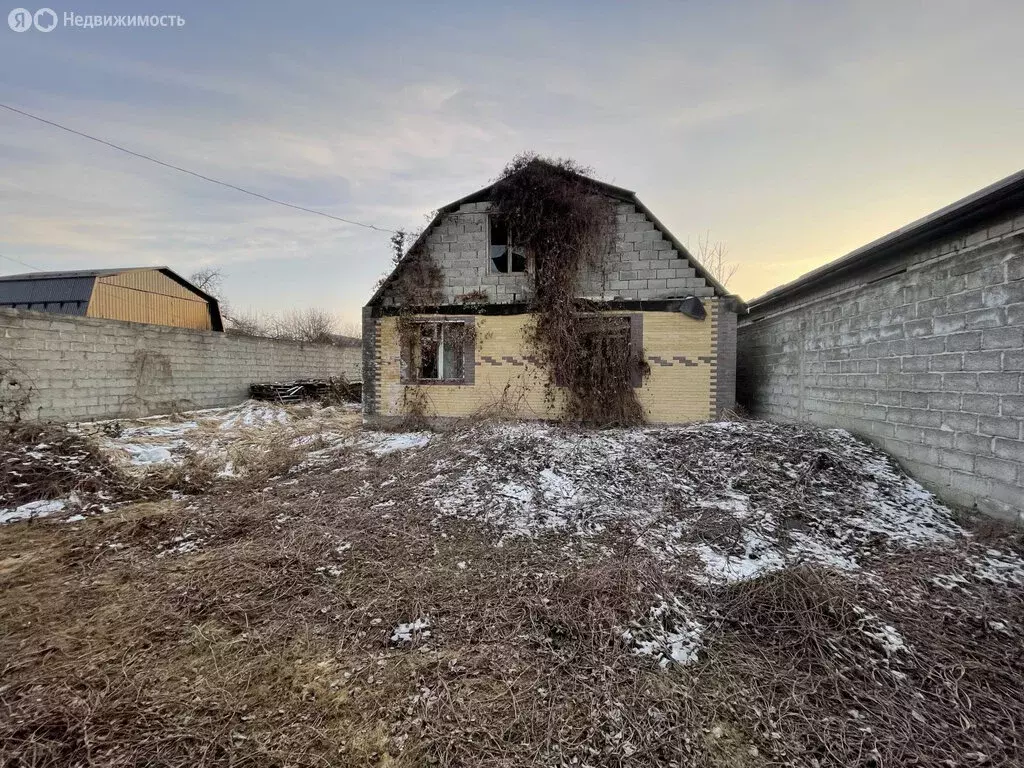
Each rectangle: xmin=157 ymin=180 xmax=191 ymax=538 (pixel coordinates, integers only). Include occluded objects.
xmin=0 ymin=421 xmax=126 ymax=508
xmin=685 ymin=564 xmax=1024 ymax=767
xmin=134 ymin=451 xmax=222 ymax=496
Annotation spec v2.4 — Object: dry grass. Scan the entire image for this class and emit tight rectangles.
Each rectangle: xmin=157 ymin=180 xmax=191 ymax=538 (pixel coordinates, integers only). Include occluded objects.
xmin=2 ymin=427 xmax=1023 ymax=767
xmin=0 ymin=422 xmax=125 ymax=509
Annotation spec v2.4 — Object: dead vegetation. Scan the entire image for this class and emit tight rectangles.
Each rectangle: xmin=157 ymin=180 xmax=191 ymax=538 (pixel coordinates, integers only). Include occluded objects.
xmin=1 ymin=404 xmax=350 ymax=518
xmin=1 ymin=421 xmax=126 ymax=510
xmin=490 ymin=154 xmax=648 ymax=426
xmin=1 ymin=419 xmax=1023 ymax=767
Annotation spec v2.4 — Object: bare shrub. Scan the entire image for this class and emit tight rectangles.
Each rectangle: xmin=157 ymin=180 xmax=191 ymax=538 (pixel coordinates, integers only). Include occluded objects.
xmin=135 ymin=452 xmax=221 ymax=497
xmin=0 ymin=421 xmax=125 ymax=508
xmin=228 ymin=439 xmax=302 ymax=483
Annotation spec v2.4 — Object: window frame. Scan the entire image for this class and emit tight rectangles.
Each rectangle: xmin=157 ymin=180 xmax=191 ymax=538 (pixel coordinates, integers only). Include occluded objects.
xmin=555 ymin=313 xmax=645 ymax=389
xmin=403 ymin=319 xmax=470 ymax=385
xmin=487 ymin=214 xmax=529 ymax=275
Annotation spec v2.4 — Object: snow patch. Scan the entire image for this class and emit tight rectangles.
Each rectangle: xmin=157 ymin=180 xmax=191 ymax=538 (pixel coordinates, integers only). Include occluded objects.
xmin=0 ymin=499 xmax=66 ymax=524
xmin=390 ymin=617 xmax=431 ymax=644
xmin=623 ymin=598 xmax=705 ymax=667
xmin=367 ymin=433 xmax=431 ymax=456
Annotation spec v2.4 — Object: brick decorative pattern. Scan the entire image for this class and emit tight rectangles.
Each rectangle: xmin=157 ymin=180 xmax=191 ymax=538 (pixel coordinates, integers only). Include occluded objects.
xmin=737 ymin=208 xmax=1024 ymax=522
xmin=479 ymin=354 xmax=540 ymax=367
xmin=369 ymin=307 xmax=721 ymax=424
xmin=1 ymin=307 xmax=360 ymax=422
xmin=647 ymin=355 xmax=714 ymax=367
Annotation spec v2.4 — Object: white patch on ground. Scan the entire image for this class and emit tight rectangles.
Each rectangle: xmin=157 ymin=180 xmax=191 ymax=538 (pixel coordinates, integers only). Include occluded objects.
xmin=0 ymin=499 xmax=67 ymax=524
xmin=390 ymin=617 xmax=431 ymax=644
xmin=695 ymin=534 xmax=788 ymax=584
xmin=215 ymin=402 xmax=291 ymax=431
xmin=76 ymin=400 xmax=361 ymax=478
xmin=855 ymin=606 xmax=911 ymax=657
xmin=423 ymin=421 xmax=965 ymax=587
xmin=156 ymin=534 xmax=202 ymax=557
xmin=622 ymin=598 xmax=705 ymax=667
xmin=121 ymin=443 xmax=179 ymax=465
xmin=365 ymin=433 xmax=432 ymax=456
xmin=968 ymin=549 xmax=1024 ymax=587
xmin=120 ymin=422 xmax=198 ymax=438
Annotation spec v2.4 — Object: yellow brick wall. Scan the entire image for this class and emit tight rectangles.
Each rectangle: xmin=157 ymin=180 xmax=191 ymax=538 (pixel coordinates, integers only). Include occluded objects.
xmin=374 ymin=303 xmax=718 ymax=424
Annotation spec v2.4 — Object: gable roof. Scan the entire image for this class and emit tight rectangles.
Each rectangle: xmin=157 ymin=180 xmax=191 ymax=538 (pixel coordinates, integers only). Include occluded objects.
xmin=0 ymin=266 xmax=224 ymax=330
xmin=367 ymin=161 xmax=734 ymax=307
xmin=747 ymin=168 xmax=1024 ymax=314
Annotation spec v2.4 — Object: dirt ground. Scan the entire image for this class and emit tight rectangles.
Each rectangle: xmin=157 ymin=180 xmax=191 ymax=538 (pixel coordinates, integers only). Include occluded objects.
xmin=1 ymin=408 xmax=1023 ymax=767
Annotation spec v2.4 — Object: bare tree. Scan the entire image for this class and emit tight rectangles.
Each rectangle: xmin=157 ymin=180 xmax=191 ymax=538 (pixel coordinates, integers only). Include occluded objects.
xmin=188 ymin=268 xmax=347 ymax=343
xmin=335 ymin=320 xmax=362 ymax=340
xmin=189 ymin=266 xmax=240 ymax=328
xmin=690 ymin=231 xmax=738 ymax=288
xmin=224 ymin=309 xmax=271 ymax=337
xmin=271 ymin=308 xmax=338 ymax=344
xmin=188 ymin=267 xmax=225 ymax=297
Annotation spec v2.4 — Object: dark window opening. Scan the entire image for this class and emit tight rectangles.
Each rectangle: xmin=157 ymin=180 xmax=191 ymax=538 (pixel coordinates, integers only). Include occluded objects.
xmin=560 ymin=316 xmax=641 ymax=388
xmin=415 ymin=322 xmax=465 ymax=381
xmin=489 ymin=215 xmax=527 ymax=274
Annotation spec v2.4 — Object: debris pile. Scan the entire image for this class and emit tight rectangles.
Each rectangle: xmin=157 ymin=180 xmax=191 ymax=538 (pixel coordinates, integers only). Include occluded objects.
xmin=249 ymin=377 xmax=361 ymax=404
xmin=392 ymin=420 xmax=960 ymax=578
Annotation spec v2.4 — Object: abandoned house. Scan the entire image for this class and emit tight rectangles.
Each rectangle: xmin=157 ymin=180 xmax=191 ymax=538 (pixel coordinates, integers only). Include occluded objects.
xmin=0 ymin=267 xmax=223 ymax=331
xmin=363 ymin=159 xmax=743 ymax=425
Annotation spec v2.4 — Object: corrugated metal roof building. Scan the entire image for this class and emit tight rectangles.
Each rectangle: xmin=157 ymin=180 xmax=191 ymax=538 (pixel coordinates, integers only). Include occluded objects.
xmin=0 ymin=267 xmax=223 ymax=331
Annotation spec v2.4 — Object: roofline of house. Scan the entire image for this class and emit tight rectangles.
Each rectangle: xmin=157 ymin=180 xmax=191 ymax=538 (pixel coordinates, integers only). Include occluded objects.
xmin=747 ymin=169 xmax=1024 ymax=315
xmin=366 ymin=163 xmax=741 ymax=309
xmin=369 ymin=295 xmax=744 ymax=318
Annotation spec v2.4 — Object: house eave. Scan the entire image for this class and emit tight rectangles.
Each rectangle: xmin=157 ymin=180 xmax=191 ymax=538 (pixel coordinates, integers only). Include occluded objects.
xmin=370 ymin=297 xmax=742 ymax=318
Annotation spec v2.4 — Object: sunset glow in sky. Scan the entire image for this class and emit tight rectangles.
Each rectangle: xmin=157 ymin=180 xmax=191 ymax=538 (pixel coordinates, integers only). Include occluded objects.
xmin=3 ymin=0 xmax=1023 ymax=323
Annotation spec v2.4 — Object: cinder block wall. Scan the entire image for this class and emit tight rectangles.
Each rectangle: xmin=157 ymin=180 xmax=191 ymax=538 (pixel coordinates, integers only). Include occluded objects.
xmin=737 ymin=209 xmax=1024 ymax=522
xmin=380 ymin=201 xmax=716 ymax=306
xmin=0 ymin=308 xmax=360 ymax=422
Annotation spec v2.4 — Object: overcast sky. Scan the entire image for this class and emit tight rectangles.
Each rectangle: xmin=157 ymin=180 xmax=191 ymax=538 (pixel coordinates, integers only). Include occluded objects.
xmin=2 ymin=0 xmax=1023 ymax=324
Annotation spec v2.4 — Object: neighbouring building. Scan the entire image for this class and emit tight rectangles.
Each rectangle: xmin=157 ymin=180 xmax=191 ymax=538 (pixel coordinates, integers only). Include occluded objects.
xmin=737 ymin=170 xmax=1024 ymax=522
xmin=363 ymin=160 xmax=743 ymax=425
xmin=0 ymin=267 xmax=223 ymax=331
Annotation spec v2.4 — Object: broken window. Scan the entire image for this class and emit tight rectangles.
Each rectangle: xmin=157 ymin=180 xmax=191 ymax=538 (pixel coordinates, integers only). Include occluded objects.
xmin=414 ymin=322 xmax=465 ymax=381
xmin=488 ymin=215 xmax=527 ymax=274
xmin=562 ymin=315 xmax=642 ymax=389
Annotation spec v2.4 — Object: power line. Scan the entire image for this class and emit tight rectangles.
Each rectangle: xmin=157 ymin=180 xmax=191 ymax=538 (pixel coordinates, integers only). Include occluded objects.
xmin=0 ymin=103 xmax=397 ymax=234
xmin=0 ymin=253 xmax=44 ymax=272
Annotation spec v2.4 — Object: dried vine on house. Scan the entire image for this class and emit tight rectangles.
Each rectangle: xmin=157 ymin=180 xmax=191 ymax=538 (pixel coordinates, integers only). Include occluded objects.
xmin=490 ymin=154 xmax=649 ymax=426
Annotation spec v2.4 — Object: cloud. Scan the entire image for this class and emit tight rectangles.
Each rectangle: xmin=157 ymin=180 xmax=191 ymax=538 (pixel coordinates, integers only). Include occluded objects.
xmin=1 ymin=0 xmax=1022 ymax=315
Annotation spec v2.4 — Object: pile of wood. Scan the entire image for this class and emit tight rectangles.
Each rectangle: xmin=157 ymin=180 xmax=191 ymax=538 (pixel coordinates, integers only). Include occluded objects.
xmin=249 ymin=378 xmax=361 ymax=404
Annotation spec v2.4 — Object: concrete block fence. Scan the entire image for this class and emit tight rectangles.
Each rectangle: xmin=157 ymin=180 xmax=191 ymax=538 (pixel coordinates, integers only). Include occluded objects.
xmin=738 ymin=207 xmax=1024 ymax=522
xmin=0 ymin=307 xmax=360 ymax=422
